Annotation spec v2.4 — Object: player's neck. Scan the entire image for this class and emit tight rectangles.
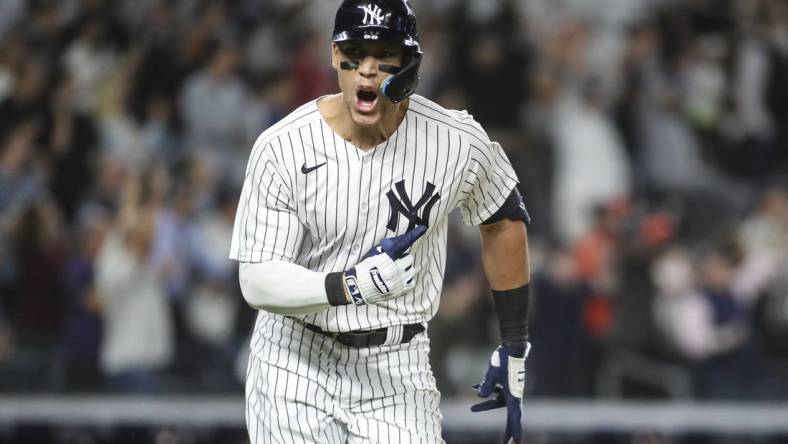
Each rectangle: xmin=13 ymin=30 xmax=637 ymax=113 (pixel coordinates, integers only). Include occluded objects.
xmin=319 ymin=94 xmax=408 ymax=151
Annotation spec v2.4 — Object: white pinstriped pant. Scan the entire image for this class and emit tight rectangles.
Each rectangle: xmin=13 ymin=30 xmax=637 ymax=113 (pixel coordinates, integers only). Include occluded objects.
xmin=245 ymin=313 xmax=445 ymax=444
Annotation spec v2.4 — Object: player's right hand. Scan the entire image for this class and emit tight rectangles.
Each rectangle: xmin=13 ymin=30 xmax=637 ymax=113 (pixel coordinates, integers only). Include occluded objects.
xmin=471 ymin=343 xmax=532 ymax=444
xmin=341 ymin=225 xmax=426 ymax=305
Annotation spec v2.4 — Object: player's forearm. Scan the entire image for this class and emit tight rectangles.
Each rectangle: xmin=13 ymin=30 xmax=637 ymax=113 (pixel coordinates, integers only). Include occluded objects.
xmin=480 ymin=219 xmax=531 ymax=349
xmin=480 ymin=219 xmax=529 ymax=289
xmin=238 ymin=261 xmax=332 ymax=315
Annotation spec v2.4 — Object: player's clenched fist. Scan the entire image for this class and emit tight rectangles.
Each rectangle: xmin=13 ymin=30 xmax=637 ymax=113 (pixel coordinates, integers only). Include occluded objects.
xmin=325 ymin=225 xmax=426 ymax=306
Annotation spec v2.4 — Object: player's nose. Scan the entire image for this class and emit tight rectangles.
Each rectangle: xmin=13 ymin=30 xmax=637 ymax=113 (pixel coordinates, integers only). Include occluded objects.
xmin=357 ymin=56 xmax=378 ymax=77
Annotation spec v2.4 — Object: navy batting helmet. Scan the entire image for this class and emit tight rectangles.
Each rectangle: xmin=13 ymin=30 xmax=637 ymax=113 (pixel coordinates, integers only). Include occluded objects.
xmin=332 ymin=0 xmax=422 ymax=103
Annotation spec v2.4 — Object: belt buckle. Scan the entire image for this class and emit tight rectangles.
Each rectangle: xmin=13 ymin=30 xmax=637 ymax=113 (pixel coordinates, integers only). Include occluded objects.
xmin=330 ymin=331 xmax=340 ymax=341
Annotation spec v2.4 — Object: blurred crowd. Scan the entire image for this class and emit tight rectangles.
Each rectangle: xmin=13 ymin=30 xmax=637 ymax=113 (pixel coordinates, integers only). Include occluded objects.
xmin=0 ymin=0 xmax=787 ymax=403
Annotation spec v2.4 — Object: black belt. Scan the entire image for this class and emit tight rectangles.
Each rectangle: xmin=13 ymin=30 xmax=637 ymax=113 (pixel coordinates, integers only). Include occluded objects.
xmin=295 ymin=319 xmax=425 ymax=348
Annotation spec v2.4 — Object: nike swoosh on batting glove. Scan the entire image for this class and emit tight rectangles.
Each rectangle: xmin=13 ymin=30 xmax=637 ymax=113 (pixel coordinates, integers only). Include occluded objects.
xmin=471 ymin=342 xmax=532 ymax=444
xmin=326 ymin=226 xmax=426 ymax=306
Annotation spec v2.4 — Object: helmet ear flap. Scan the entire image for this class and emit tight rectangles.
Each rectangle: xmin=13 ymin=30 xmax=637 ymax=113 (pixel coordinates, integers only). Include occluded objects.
xmin=381 ymin=51 xmax=421 ymax=103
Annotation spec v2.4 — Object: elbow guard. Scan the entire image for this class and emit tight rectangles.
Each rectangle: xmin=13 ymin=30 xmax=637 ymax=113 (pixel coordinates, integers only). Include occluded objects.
xmin=482 ymin=188 xmax=531 ymax=226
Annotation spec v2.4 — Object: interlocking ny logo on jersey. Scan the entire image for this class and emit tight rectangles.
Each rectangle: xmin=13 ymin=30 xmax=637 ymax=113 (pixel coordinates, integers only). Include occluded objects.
xmin=386 ymin=180 xmax=440 ymax=232
xmin=359 ymin=4 xmax=385 ymax=25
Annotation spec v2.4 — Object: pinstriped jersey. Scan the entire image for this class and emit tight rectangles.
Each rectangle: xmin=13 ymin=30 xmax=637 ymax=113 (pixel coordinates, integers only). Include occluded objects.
xmin=229 ymin=94 xmax=519 ymax=333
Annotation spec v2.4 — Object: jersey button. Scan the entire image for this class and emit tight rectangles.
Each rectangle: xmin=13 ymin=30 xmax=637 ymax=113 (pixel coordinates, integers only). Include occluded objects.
xmin=351 ymin=244 xmax=360 ymax=253
xmin=360 ymin=203 xmax=368 ymax=212
xmin=363 ymin=156 xmax=371 ymax=164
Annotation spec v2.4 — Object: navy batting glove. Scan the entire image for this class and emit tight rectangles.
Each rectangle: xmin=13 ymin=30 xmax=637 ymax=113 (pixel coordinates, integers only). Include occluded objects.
xmin=363 ymin=225 xmax=427 ymax=260
xmin=329 ymin=225 xmax=426 ymax=306
xmin=471 ymin=342 xmax=532 ymax=444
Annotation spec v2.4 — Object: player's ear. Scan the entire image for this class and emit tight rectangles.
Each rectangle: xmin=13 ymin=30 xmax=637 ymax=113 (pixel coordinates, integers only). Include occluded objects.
xmin=331 ymin=43 xmax=341 ymax=70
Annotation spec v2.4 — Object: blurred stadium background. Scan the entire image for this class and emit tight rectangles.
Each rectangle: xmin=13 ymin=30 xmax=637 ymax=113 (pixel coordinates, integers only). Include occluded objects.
xmin=1 ymin=0 xmax=787 ymax=443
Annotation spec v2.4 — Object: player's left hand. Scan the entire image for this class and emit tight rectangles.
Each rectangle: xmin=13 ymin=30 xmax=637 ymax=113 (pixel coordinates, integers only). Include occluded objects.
xmin=471 ymin=342 xmax=532 ymax=444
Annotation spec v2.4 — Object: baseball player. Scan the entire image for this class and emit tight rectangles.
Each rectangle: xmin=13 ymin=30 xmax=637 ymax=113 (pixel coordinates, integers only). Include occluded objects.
xmin=230 ymin=1 xmax=532 ymax=443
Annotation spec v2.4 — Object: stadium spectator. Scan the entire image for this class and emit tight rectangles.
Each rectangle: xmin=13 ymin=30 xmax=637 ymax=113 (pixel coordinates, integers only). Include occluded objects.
xmin=529 ymin=246 xmax=595 ymax=398
xmin=694 ymin=243 xmax=761 ymax=399
xmin=61 ymin=206 xmax=109 ymax=392
xmin=551 ymin=78 xmax=632 ymax=243
xmin=39 ymin=72 xmax=98 ymax=222
xmin=62 ymin=17 xmax=119 ymax=114
xmin=94 ymin=172 xmax=174 ymax=393
xmin=179 ymin=42 xmax=248 ymax=180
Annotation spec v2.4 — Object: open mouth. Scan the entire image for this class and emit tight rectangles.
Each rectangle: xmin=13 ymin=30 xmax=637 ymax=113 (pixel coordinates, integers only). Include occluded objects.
xmin=355 ymin=87 xmax=378 ymax=112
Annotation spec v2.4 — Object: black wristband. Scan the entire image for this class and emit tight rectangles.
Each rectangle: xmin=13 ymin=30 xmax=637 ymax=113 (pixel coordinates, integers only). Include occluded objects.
xmin=325 ymin=272 xmax=349 ymax=306
xmin=491 ymin=283 xmax=530 ymax=347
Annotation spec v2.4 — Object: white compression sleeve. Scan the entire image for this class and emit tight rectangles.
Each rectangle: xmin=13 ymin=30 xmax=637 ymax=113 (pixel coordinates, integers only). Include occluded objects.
xmin=238 ymin=261 xmax=332 ymax=316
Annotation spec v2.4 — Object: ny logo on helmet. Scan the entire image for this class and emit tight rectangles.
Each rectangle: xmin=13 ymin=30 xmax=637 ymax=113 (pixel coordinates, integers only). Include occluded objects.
xmin=359 ymin=4 xmax=386 ymax=25
xmin=386 ymin=180 xmax=440 ymax=232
